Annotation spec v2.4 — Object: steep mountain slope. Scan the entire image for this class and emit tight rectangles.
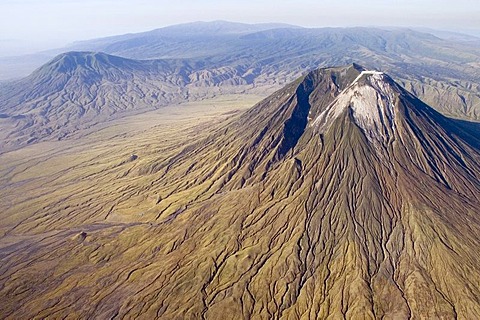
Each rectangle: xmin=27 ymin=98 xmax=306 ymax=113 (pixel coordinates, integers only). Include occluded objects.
xmin=1 ymin=65 xmax=479 ymax=319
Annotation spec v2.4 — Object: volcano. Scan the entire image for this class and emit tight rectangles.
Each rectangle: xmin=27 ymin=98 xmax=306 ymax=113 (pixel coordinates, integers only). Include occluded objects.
xmin=1 ymin=64 xmax=479 ymax=319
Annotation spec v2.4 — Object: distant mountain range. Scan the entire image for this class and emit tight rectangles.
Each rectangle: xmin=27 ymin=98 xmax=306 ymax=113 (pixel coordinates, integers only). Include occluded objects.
xmin=1 ymin=21 xmax=480 ymax=152
xmin=1 ymin=65 xmax=479 ymax=318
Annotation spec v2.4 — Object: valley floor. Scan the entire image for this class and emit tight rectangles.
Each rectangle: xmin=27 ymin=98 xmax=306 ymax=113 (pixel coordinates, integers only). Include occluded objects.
xmin=0 ymin=94 xmax=262 ymax=237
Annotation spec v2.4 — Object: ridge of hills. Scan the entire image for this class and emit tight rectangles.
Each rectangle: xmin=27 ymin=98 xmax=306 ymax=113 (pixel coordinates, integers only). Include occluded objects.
xmin=2 ymin=37 xmax=480 ymax=153
xmin=65 ymin=24 xmax=480 ymax=118
xmin=1 ymin=23 xmax=480 ymax=149
xmin=0 ymin=65 xmax=479 ymax=318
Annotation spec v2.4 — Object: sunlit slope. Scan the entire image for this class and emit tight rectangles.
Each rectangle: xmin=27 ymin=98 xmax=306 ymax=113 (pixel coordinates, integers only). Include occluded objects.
xmin=0 ymin=51 xmax=257 ymax=151
xmin=1 ymin=65 xmax=480 ymax=319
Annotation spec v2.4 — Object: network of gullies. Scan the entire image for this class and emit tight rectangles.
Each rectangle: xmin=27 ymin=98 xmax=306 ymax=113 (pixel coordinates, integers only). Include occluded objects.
xmin=0 ymin=64 xmax=480 ymax=319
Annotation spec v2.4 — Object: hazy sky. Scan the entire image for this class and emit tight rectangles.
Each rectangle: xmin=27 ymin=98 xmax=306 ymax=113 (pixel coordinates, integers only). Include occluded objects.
xmin=1 ymin=0 xmax=479 ymax=56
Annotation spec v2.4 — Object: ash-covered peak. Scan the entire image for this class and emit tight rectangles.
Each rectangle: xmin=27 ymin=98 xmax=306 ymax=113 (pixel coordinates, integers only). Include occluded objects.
xmin=312 ymin=69 xmax=403 ymax=143
xmin=352 ymin=70 xmax=384 ymax=83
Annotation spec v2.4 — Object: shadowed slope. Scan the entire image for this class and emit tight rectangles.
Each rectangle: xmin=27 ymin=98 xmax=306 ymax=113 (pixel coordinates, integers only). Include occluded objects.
xmin=0 ymin=65 xmax=479 ymax=319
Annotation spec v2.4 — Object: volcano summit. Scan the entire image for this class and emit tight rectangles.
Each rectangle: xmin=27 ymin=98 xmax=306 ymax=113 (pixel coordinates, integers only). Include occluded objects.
xmin=0 ymin=65 xmax=479 ymax=319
